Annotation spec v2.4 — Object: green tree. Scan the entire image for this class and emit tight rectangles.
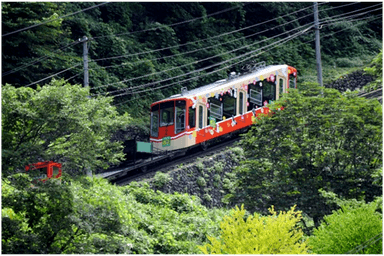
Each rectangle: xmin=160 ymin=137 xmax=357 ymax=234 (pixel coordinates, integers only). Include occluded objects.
xmin=364 ymin=50 xmax=383 ymax=92
xmin=234 ymin=85 xmax=382 ymax=224
xmin=2 ymin=79 xmax=131 ymax=175
xmin=309 ymin=197 xmax=382 ymax=254
xmin=199 ymin=204 xmax=309 ymax=254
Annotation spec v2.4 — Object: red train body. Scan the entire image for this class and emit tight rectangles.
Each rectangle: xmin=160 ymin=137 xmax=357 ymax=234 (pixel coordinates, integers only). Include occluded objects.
xmin=25 ymin=161 xmax=62 ymax=183
xmin=150 ymin=64 xmax=297 ymax=152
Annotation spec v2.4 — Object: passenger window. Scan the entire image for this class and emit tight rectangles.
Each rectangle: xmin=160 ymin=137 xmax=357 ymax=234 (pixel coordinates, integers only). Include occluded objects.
xmin=248 ymin=82 xmax=262 ymax=111
xmin=198 ymin=106 xmax=204 ymax=129
xmin=188 ymin=107 xmax=196 ymax=128
xmin=239 ymin=92 xmax=244 ymax=115
xmin=262 ymin=80 xmax=276 ymax=104
xmin=222 ymin=94 xmax=236 ymax=119
xmin=53 ymin=166 xmax=59 ymax=177
xmin=279 ymin=78 xmax=284 ymax=95
xmin=151 ymin=111 xmax=159 ymax=137
xmin=175 ymin=100 xmax=186 ymax=134
xmin=208 ymin=97 xmax=222 ymax=121
xmin=289 ymin=75 xmax=296 ymax=89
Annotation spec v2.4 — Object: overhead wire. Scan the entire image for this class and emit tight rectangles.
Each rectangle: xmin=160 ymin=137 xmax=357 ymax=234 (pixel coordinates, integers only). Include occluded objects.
xmin=90 ymin=3 xmax=319 ymax=63
xmin=24 ymin=63 xmax=81 ymax=87
xmin=92 ymin=22 xmax=314 ymax=97
xmin=108 ymin=25 xmax=312 ymax=100
xmin=113 ymin=13 xmax=381 ymax=105
xmin=92 ymin=3 xmax=251 ymax=40
xmin=2 ymin=40 xmax=81 ymax=77
xmin=2 ymin=2 xmax=111 ymax=37
xmin=91 ymin=12 xmax=316 ymax=91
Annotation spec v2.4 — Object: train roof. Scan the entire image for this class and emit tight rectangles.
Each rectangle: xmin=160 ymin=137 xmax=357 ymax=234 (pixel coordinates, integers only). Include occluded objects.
xmin=166 ymin=64 xmax=289 ymax=100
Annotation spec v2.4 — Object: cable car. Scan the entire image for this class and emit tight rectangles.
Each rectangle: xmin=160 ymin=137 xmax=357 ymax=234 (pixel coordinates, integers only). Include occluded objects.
xmin=25 ymin=161 xmax=62 ymax=184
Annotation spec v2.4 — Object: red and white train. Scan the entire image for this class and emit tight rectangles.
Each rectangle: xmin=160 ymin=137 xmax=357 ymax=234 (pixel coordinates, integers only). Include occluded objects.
xmin=150 ymin=63 xmax=297 ymax=151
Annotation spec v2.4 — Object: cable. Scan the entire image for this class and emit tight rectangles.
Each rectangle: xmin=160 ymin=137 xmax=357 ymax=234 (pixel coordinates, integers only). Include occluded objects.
xmin=321 ymin=5 xmax=382 ymax=26
xmin=320 ymin=3 xmax=382 ymax=23
xmin=345 ymin=233 xmax=382 ymax=254
xmin=113 ymin=29 xmax=306 ymax=106
xmin=91 ymin=13 xmax=315 ymax=91
xmin=114 ymin=15 xmax=380 ymax=104
xmin=24 ymin=63 xmax=81 ymax=87
xmin=108 ymin=26 xmax=311 ymax=99
xmin=93 ymin=22 xmax=313 ymax=96
xmin=2 ymin=40 xmax=81 ymax=77
xmin=90 ymin=3 xmax=317 ymax=63
xmin=92 ymin=3 xmax=250 ymax=40
xmin=90 ymin=10 xmax=316 ymax=74
xmin=2 ymin=2 xmax=110 ymax=37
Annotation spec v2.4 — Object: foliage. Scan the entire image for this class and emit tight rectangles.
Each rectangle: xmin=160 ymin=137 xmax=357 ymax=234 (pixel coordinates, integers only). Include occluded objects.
xmin=2 ymin=79 xmax=131 ymax=175
xmin=364 ymin=50 xmax=383 ymax=92
xmin=2 ymin=176 xmax=229 ymax=254
xmin=199 ymin=204 xmax=309 ymax=254
xmin=309 ymin=199 xmax=382 ymax=254
xmin=234 ymin=84 xmax=382 ymax=224
xmin=152 ymin=172 xmax=172 ymax=189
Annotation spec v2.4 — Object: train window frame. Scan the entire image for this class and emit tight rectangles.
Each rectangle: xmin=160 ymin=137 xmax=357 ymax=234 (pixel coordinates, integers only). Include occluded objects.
xmin=160 ymin=101 xmax=174 ymax=127
xmin=151 ymin=111 xmax=159 ymax=137
xmin=188 ymin=106 xmax=196 ymax=129
xmin=222 ymin=94 xmax=236 ymax=119
xmin=175 ymin=100 xmax=186 ymax=134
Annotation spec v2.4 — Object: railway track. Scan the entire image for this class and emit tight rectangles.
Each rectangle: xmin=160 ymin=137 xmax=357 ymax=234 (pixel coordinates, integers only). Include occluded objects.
xmin=357 ymin=87 xmax=382 ymax=103
xmin=97 ymin=132 xmax=243 ymax=185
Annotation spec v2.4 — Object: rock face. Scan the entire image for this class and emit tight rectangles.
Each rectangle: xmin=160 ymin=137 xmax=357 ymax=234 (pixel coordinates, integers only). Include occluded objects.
xmin=325 ymin=70 xmax=375 ymax=92
xmin=140 ymin=148 xmax=245 ymax=209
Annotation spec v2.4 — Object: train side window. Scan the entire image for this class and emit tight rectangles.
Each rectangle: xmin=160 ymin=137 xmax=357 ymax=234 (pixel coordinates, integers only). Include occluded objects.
xmin=289 ymin=75 xmax=296 ymax=89
xmin=175 ymin=100 xmax=186 ymax=134
xmin=262 ymin=80 xmax=276 ymax=104
xmin=222 ymin=94 xmax=236 ymax=119
xmin=188 ymin=106 xmax=196 ymax=128
xmin=279 ymin=78 xmax=284 ymax=96
xmin=208 ymin=97 xmax=222 ymax=122
xmin=239 ymin=92 xmax=244 ymax=115
xmin=160 ymin=101 xmax=174 ymax=127
xmin=248 ymin=82 xmax=262 ymax=111
xmin=198 ymin=105 xmax=204 ymax=129
xmin=53 ymin=166 xmax=59 ymax=177
xmin=151 ymin=111 xmax=159 ymax=137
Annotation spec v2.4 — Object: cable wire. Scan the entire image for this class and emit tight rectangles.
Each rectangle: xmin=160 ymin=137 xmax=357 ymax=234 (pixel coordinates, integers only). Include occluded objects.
xmin=24 ymin=63 xmax=81 ymax=87
xmin=2 ymin=2 xmax=110 ymax=37
xmin=90 ymin=3 xmax=318 ymax=63
xmin=108 ymin=26 xmax=312 ymax=100
xmin=2 ymin=40 xmax=81 ymax=77
xmin=92 ymin=3 xmax=250 ymax=40
xmin=93 ymin=23 xmax=313 ymax=96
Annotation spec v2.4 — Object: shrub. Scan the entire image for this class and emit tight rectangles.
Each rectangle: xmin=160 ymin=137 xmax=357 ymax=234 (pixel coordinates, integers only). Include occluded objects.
xmin=214 ymin=162 xmax=224 ymax=173
xmin=197 ymin=177 xmax=206 ymax=187
xmin=309 ymin=201 xmax=382 ymax=254
xmin=152 ymin=172 xmax=171 ymax=189
xmin=198 ymin=205 xmax=309 ymax=254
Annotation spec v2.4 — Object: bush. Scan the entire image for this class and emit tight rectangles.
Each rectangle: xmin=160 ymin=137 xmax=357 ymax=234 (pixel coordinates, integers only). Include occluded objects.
xmin=309 ymin=201 xmax=382 ymax=254
xmin=152 ymin=172 xmax=171 ymax=188
xmin=197 ymin=177 xmax=207 ymax=187
xmin=198 ymin=205 xmax=309 ymax=254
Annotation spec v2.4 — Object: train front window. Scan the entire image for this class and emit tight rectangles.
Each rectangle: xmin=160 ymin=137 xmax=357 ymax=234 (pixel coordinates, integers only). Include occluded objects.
xmin=53 ymin=166 xmax=59 ymax=177
xmin=289 ymin=75 xmax=296 ymax=89
xmin=160 ymin=101 xmax=174 ymax=127
xmin=30 ymin=167 xmax=47 ymax=181
xmin=175 ymin=100 xmax=186 ymax=134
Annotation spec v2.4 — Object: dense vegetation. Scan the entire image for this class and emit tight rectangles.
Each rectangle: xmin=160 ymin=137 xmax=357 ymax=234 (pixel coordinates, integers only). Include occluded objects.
xmin=2 ymin=2 xmax=382 ymax=254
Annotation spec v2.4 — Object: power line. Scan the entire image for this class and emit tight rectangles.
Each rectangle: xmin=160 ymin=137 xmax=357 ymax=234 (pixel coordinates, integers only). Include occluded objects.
xmin=24 ymin=63 xmax=81 ymax=87
xmin=2 ymin=2 xmax=110 ymax=37
xmin=92 ymin=3 xmax=250 ymax=40
xmin=93 ymin=23 xmax=314 ymax=96
xmin=90 ymin=11 xmax=316 ymax=74
xmin=114 ymin=15 xmax=381 ymax=105
xmin=90 ymin=3 xmax=318 ymax=63
xmin=91 ymin=14 xmax=316 ymax=91
xmin=321 ymin=4 xmax=382 ymax=26
xmin=2 ymin=40 xmax=81 ymax=77
xmin=107 ymin=26 xmax=312 ymax=99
